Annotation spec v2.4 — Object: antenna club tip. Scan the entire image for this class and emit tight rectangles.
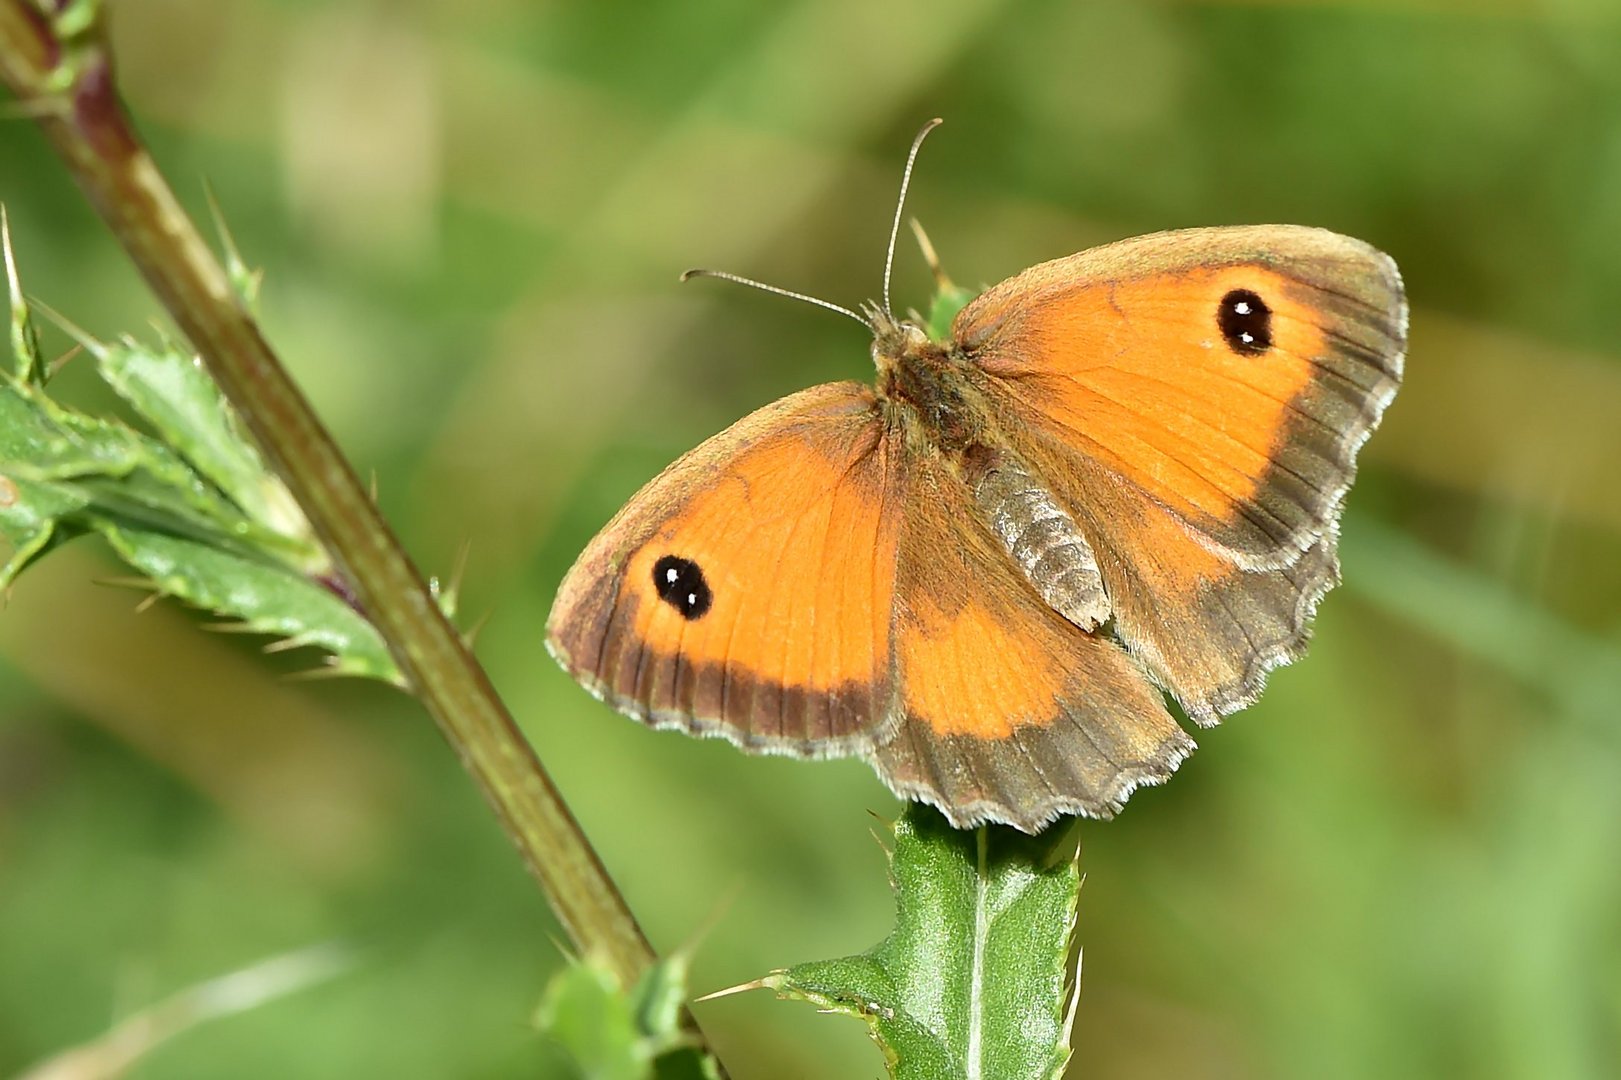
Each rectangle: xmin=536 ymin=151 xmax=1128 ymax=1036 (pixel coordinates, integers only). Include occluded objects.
xmin=679 ymin=268 xmax=703 ymax=283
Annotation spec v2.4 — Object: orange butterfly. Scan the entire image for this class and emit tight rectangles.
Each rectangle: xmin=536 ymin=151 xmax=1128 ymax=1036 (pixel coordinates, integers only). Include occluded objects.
xmin=547 ymin=122 xmax=1406 ymax=832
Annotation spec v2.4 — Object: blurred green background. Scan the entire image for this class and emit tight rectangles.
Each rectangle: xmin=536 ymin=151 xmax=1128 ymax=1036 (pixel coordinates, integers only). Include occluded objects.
xmin=2 ymin=0 xmax=1619 ymax=1076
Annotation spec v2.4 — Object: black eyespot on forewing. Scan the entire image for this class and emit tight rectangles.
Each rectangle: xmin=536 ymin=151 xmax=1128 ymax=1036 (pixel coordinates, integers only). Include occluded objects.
xmin=652 ymin=555 xmax=712 ymax=619
xmin=1218 ymin=289 xmax=1272 ymax=356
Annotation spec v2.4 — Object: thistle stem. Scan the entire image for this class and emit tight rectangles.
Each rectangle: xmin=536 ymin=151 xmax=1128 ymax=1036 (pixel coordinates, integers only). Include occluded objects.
xmin=0 ymin=0 xmax=710 ymax=1060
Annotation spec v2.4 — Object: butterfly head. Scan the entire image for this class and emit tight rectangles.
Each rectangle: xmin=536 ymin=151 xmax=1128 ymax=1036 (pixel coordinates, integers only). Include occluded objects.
xmin=866 ymin=304 xmax=984 ymax=451
xmin=865 ymin=303 xmax=931 ymax=375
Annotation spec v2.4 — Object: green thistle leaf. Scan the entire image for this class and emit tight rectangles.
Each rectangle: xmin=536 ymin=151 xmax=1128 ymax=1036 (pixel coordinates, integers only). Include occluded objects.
xmin=0 ymin=217 xmax=408 ymax=682
xmin=766 ymin=806 xmax=1082 ymax=1080
xmin=93 ymin=522 xmax=397 ymax=682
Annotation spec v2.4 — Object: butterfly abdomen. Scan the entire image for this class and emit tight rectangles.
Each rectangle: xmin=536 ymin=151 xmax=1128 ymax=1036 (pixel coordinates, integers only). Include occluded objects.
xmin=970 ymin=454 xmax=1111 ymax=632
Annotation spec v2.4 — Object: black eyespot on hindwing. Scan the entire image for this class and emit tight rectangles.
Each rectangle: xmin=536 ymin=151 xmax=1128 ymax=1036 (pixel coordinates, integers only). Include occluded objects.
xmin=1217 ymin=288 xmax=1273 ymax=356
xmin=652 ymin=555 xmax=712 ymax=619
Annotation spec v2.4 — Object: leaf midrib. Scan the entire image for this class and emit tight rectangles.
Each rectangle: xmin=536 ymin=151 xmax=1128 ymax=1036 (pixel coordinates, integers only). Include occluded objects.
xmin=967 ymin=827 xmax=989 ymax=1080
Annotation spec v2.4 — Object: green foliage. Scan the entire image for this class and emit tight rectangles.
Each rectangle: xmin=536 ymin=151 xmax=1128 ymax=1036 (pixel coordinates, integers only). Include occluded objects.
xmin=12 ymin=943 xmax=353 ymax=1080
xmin=3 ymin=2 xmax=1619 ymax=1077
xmin=920 ymin=276 xmax=976 ymax=343
xmin=537 ymin=953 xmax=719 ymax=1080
xmin=1345 ymin=520 xmax=1621 ymax=727
xmin=768 ymin=806 xmax=1082 ymax=1080
xmin=0 ymin=224 xmax=398 ymax=681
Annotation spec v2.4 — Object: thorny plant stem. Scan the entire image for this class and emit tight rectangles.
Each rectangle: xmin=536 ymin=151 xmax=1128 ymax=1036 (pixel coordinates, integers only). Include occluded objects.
xmin=0 ymin=0 xmax=718 ymax=1061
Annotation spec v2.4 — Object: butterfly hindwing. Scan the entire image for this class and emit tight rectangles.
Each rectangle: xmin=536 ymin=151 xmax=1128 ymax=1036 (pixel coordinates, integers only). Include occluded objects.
xmin=873 ymin=437 xmax=1193 ymax=830
xmin=1002 ymin=430 xmax=1342 ymax=722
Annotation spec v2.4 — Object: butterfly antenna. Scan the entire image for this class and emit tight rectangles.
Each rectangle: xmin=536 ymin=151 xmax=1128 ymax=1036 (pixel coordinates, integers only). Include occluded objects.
xmin=680 ymin=267 xmax=868 ymax=329
xmin=882 ymin=118 xmax=943 ymax=319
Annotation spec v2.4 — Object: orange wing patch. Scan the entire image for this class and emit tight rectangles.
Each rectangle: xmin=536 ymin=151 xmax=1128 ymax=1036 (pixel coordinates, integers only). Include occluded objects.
xmin=896 ymin=590 xmax=1066 ymax=741
xmin=959 ymin=225 xmax=1405 ymax=567
xmin=621 ymin=432 xmax=891 ymax=698
xmin=546 ymin=382 xmax=900 ymax=753
xmin=978 ymin=266 xmax=1323 ymax=520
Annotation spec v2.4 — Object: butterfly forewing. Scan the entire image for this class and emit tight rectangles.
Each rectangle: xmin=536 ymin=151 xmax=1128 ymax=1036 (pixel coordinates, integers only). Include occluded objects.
xmin=546 ymin=382 xmax=902 ymax=755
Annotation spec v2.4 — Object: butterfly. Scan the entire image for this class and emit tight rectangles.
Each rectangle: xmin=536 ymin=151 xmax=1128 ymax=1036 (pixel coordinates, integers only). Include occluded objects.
xmin=546 ymin=122 xmax=1406 ymax=832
